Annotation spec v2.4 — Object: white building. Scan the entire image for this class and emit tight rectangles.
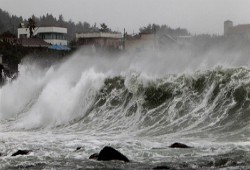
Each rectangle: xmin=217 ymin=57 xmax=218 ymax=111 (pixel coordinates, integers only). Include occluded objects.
xmin=18 ymin=27 xmax=68 ymax=46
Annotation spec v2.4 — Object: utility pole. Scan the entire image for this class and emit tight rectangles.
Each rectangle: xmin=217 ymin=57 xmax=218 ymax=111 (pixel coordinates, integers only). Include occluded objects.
xmin=123 ymin=28 xmax=126 ymax=51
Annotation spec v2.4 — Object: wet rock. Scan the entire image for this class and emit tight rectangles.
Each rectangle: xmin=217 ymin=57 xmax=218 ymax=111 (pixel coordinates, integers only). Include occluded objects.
xmin=169 ymin=142 xmax=192 ymax=148
xmin=98 ymin=146 xmax=129 ymax=162
xmin=90 ymin=146 xmax=130 ymax=162
xmin=76 ymin=147 xmax=82 ymax=151
xmin=89 ymin=153 xmax=99 ymax=160
xmin=153 ymin=165 xmax=171 ymax=169
xmin=11 ymin=150 xmax=31 ymax=156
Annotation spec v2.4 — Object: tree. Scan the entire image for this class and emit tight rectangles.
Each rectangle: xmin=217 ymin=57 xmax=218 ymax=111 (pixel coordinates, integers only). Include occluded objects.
xmin=58 ymin=14 xmax=65 ymax=27
xmin=27 ymin=17 xmax=36 ymax=38
xmin=58 ymin=14 xmax=64 ymax=22
xmin=139 ymin=23 xmax=190 ymax=37
xmin=99 ymin=23 xmax=110 ymax=32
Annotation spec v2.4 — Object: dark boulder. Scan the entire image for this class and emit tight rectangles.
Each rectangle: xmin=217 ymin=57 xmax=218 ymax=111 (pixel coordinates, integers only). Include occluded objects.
xmin=89 ymin=153 xmax=99 ymax=160
xmin=91 ymin=146 xmax=129 ymax=162
xmin=169 ymin=142 xmax=192 ymax=148
xmin=11 ymin=150 xmax=31 ymax=156
xmin=76 ymin=147 xmax=82 ymax=151
xmin=153 ymin=165 xmax=171 ymax=169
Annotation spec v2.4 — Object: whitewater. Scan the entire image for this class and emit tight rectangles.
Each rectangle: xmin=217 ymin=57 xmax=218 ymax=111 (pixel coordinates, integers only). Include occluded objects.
xmin=1 ymin=43 xmax=250 ymax=169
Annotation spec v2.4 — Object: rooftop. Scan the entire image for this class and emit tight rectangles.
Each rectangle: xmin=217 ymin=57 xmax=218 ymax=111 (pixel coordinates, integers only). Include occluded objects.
xmin=76 ymin=32 xmax=122 ymax=39
xmin=17 ymin=38 xmax=50 ymax=47
xmin=231 ymin=24 xmax=250 ymax=33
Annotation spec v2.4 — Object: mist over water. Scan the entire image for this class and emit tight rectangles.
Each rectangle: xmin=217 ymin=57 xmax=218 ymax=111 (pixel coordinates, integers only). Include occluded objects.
xmin=1 ymin=40 xmax=250 ymax=169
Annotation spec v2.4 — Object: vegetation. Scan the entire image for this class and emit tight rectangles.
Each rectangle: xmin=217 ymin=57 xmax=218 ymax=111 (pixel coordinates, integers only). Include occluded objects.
xmin=0 ymin=8 xmax=23 ymax=35
xmin=0 ymin=8 xmax=106 ymax=41
xmin=0 ymin=40 xmax=27 ymax=71
xmin=27 ymin=17 xmax=36 ymax=38
xmin=99 ymin=23 xmax=111 ymax=32
xmin=139 ymin=23 xmax=190 ymax=37
xmin=0 ymin=8 xmax=192 ymax=42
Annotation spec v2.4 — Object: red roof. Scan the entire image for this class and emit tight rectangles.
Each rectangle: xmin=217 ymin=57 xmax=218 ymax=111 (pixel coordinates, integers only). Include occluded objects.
xmin=17 ymin=38 xmax=50 ymax=47
xmin=230 ymin=24 xmax=250 ymax=33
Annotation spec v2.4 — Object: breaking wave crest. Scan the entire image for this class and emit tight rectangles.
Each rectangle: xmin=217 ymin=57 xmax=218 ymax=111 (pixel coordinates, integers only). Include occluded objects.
xmin=1 ymin=52 xmax=250 ymax=142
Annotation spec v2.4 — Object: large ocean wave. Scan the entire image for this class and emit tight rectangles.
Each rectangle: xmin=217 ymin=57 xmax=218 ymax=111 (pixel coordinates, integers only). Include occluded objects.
xmin=2 ymin=45 xmax=250 ymax=169
xmin=1 ymin=50 xmax=250 ymax=144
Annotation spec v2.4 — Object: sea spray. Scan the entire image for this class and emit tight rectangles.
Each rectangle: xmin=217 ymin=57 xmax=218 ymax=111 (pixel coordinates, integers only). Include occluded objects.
xmin=0 ymin=49 xmax=250 ymax=133
xmin=1 ymin=46 xmax=250 ymax=169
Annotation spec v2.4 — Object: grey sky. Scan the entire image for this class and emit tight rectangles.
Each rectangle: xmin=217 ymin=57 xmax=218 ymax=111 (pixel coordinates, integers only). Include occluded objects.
xmin=1 ymin=0 xmax=250 ymax=35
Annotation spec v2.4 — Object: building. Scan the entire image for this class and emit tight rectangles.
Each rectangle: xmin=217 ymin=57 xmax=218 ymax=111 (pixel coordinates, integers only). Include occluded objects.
xmin=125 ymin=32 xmax=177 ymax=53
xmin=17 ymin=38 xmax=50 ymax=48
xmin=125 ymin=33 xmax=157 ymax=53
xmin=76 ymin=32 xmax=123 ymax=49
xmin=18 ymin=27 xmax=68 ymax=46
xmin=224 ymin=20 xmax=250 ymax=38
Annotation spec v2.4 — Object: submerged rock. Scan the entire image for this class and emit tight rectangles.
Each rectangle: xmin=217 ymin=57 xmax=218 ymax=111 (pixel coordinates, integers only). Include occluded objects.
xmin=76 ymin=147 xmax=82 ymax=151
xmin=98 ymin=146 xmax=130 ymax=162
xmin=89 ymin=153 xmax=99 ymax=160
xmin=169 ymin=142 xmax=192 ymax=148
xmin=11 ymin=150 xmax=31 ymax=156
xmin=153 ymin=165 xmax=171 ymax=169
xmin=90 ymin=146 xmax=130 ymax=162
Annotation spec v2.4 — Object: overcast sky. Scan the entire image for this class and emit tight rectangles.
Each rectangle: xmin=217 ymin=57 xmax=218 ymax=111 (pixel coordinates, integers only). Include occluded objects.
xmin=1 ymin=0 xmax=250 ymax=35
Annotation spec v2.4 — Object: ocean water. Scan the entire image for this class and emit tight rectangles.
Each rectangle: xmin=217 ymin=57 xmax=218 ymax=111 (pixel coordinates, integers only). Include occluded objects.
xmin=1 ymin=47 xmax=250 ymax=169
